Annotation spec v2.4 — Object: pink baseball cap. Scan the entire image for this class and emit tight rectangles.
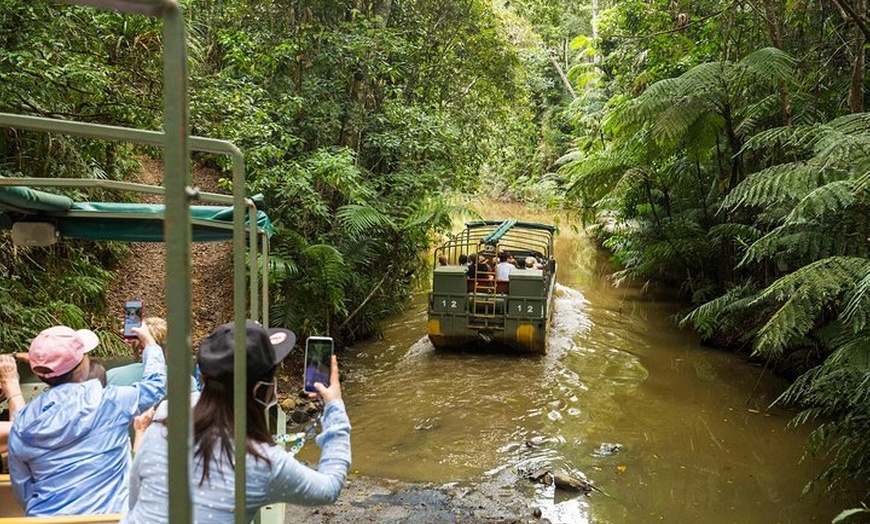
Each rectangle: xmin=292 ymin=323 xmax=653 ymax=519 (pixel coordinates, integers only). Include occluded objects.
xmin=29 ymin=326 xmax=100 ymax=378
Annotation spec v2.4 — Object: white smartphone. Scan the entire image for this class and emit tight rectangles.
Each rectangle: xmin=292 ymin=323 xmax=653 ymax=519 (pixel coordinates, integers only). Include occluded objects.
xmin=123 ymin=300 xmax=144 ymax=339
xmin=303 ymin=336 xmax=334 ymax=393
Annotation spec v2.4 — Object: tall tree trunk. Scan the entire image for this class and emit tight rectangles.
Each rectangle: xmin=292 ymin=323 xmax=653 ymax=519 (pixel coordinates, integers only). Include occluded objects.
xmin=549 ymin=55 xmax=576 ymax=99
xmin=848 ymin=0 xmax=866 ymax=112
xmin=831 ymin=0 xmax=869 ymax=112
xmin=338 ymin=0 xmax=393 ymax=150
xmin=761 ymin=0 xmax=793 ymax=126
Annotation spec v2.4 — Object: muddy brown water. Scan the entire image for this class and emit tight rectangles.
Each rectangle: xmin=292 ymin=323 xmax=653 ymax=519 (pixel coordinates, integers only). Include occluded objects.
xmin=294 ymin=206 xmax=846 ymax=523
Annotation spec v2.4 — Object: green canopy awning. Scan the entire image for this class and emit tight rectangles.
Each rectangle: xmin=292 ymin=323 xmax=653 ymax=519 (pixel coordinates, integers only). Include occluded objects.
xmin=0 ymin=185 xmax=273 ymax=243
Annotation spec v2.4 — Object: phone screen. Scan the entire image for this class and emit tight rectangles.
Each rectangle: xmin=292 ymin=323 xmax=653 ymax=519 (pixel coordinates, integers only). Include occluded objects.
xmin=124 ymin=300 xmax=143 ymax=338
xmin=304 ymin=337 xmax=333 ymax=393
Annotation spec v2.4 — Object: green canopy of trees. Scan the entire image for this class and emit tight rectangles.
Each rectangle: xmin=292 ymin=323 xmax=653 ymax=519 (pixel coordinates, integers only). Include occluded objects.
xmin=0 ymin=0 xmax=570 ymax=345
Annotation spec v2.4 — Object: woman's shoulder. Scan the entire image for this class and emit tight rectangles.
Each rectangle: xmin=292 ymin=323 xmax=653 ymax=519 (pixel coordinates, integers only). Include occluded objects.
xmin=250 ymin=440 xmax=288 ymax=462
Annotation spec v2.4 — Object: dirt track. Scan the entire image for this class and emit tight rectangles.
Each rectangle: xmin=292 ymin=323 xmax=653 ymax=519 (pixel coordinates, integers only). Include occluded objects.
xmin=105 ymin=157 xmax=235 ymax=345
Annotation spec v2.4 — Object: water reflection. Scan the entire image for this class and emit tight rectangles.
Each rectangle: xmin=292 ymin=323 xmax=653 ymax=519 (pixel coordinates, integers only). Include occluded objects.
xmin=298 ymin=209 xmax=843 ymax=523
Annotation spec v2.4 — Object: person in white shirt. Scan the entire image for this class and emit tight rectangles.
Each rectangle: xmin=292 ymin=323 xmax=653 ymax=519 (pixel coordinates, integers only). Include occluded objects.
xmin=495 ymin=252 xmax=515 ymax=281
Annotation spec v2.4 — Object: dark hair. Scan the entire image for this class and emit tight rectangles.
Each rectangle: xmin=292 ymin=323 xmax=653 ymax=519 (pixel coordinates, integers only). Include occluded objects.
xmin=458 ymin=254 xmax=468 ymax=265
xmin=37 ymin=366 xmax=77 ymax=387
xmin=193 ymin=374 xmax=274 ymax=484
xmin=498 ymin=252 xmax=508 ymax=262
xmin=88 ymin=359 xmax=107 ymax=387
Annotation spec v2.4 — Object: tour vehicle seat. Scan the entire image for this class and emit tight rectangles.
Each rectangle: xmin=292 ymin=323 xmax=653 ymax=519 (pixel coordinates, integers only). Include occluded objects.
xmin=0 ymin=516 xmax=122 ymax=523
xmin=1 ymin=467 xmax=120 ymax=523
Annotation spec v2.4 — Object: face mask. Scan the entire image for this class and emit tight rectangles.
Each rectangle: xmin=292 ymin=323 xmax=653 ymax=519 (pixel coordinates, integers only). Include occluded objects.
xmin=253 ymin=380 xmax=277 ymax=410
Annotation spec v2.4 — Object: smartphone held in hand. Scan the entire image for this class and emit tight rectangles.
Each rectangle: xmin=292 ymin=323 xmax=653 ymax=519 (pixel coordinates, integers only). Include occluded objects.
xmin=303 ymin=336 xmax=334 ymax=393
xmin=123 ymin=300 xmax=144 ymax=339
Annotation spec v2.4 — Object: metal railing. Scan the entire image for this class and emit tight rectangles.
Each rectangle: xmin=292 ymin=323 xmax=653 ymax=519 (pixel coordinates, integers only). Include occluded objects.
xmin=0 ymin=2 xmax=253 ymax=522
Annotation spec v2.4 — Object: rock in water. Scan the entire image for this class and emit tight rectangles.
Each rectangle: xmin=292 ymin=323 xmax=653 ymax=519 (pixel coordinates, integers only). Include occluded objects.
xmin=552 ymin=471 xmax=594 ymax=495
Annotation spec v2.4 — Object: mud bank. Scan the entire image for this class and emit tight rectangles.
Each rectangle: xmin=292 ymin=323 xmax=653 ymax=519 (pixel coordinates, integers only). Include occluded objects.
xmin=283 ymin=470 xmax=552 ymax=524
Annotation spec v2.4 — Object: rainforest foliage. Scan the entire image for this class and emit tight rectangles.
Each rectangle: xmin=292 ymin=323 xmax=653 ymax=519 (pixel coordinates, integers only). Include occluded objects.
xmin=556 ymin=0 xmax=869 ymax=506
xmin=0 ymin=0 xmax=575 ymax=345
xmin=0 ymin=0 xmax=868 ymax=509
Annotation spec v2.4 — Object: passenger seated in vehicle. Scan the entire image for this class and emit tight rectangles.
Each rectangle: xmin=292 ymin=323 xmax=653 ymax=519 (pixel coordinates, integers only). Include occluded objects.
xmin=467 ymin=253 xmax=478 ymax=278
xmin=496 ymin=252 xmax=515 ymax=281
xmin=108 ymin=317 xmax=197 ymax=393
xmin=438 ymin=255 xmax=448 ymax=266
xmin=458 ymin=254 xmax=468 ymax=273
xmin=124 ymin=320 xmax=351 ymax=523
xmin=8 ymin=324 xmax=166 ymax=516
xmin=467 ymin=253 xmax=492 ymax=280
xmin=524 ymin=256 xmax=543 ymax=269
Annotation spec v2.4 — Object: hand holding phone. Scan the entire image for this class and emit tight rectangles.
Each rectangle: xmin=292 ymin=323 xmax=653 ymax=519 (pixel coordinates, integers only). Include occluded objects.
xmin=303 ymin=336 xmax=334 ymax=394
xmin=123 ymin=300 xmax=144 ymax=339
xmin=306 ymin=355 xmax=342 ymax=403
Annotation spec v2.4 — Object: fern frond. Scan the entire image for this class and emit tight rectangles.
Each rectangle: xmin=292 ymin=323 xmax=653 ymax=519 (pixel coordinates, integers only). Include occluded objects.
xmin=752 ymin=256 xmax=870 ymax=356
xmin=734 ymin=93 xmax=781 ymax=139
xmin=678 ymin=61 xmax=729 ymax=101
xmin=707 ymin=222 xmax=763 ymax=249
xmin=841 ymin=266 xmax=870 ymax=331
xmin=721 ymin=162 xmax=825 ymax=211
xmin=740 ymin=227 xmax=843 ymax=266
xmin=782 ymin=180 xmax=855 ymax=225
xmin=680 ymin=283 xmax=755 ymax=338
xmin=736 ymin=47 xmax=796 ymax=87
xmin=336 ymin=204 xmax=396 ymax=237
xmin=825 ymin=112 xmax=870 ymax=135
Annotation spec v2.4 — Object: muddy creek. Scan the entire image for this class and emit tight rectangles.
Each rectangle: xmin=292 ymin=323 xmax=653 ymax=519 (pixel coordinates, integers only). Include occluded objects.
xmin=300 ymin=205 xmax=842 ymax=523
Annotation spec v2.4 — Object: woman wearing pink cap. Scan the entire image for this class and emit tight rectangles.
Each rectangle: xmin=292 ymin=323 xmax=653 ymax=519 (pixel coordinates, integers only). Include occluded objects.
xmin=7 ymin=324 xmax=166 ymax=516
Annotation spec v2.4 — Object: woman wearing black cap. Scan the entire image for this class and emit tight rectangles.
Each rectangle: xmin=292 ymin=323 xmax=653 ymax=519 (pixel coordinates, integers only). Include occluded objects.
xmin=124 ymin=320 xmax=351 ymax=523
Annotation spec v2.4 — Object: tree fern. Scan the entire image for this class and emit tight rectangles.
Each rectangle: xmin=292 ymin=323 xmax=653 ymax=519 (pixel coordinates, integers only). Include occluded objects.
xmin=721 ymin=162 xmax=841 ymax=212
xmin=751 ymin=257 xmax=870 ymax=357
xmin=680 ymin=283 xmax=757 ymax=340
xmin=781 ymin=180 xmax=855 ymax=226
xmin=336 ymin=204 xmax=396 ymax=238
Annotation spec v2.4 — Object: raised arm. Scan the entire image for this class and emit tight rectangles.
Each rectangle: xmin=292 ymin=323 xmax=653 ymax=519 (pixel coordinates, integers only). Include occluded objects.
xmin=5 ymin=357 xmax=32 ymax=508
xmin=267 ymin=355 xmax=351 ymax=505
xmin=0 ymin=354 xmax=25 ymax=415
xmin=110 ymin=325 xmax=167 ymax=418
xmin=266 ymin=399 xmax=351 ymax=505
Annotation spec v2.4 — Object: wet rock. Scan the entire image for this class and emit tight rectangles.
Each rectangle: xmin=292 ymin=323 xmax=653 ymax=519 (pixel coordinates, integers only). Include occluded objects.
xmin=524 ymin=468 xmax=595 ymax=495
xmin=281 ymin=395 xmax=321 ymax=423
xmin=524 ymin=436 xmax=552 ymax=448
xmin=595 ymin=442 xmax=623 ymax=456
xmin=527 ymin=468 xmax=554 ymax=486
xmin=552 ymin=471 xmax=594 ymax=495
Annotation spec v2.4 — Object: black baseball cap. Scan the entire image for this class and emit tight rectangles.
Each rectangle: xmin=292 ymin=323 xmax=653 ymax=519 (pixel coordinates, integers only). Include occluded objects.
xmin=197 ymin=320 xmax=296 ymax=382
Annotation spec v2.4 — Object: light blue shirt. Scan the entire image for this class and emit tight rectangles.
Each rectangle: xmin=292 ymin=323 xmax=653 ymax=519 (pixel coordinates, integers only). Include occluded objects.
xmin=9 ymin=344 xmax=167 ymax=516
xmin=124 ymin=399 xmax=351 ymax=523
